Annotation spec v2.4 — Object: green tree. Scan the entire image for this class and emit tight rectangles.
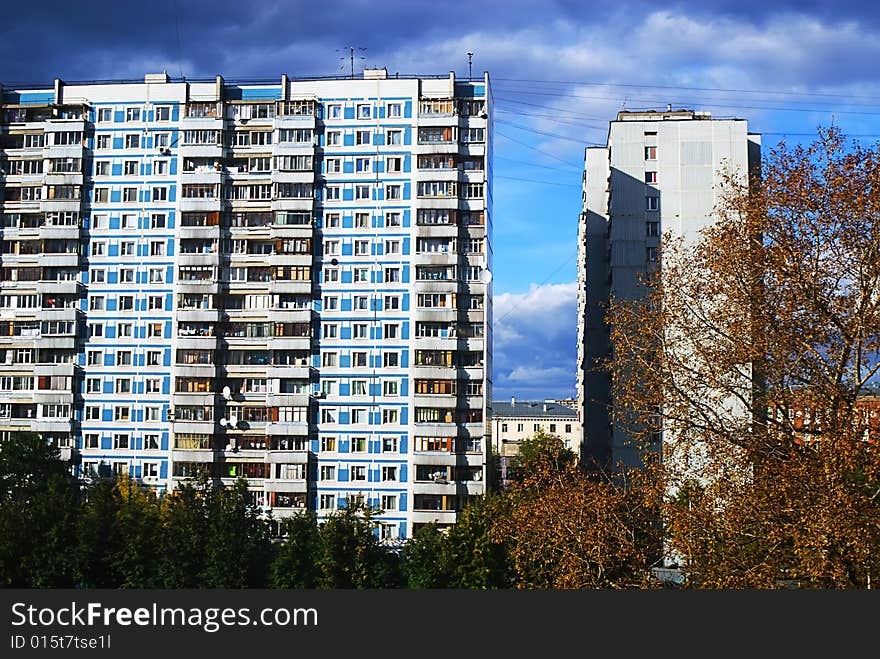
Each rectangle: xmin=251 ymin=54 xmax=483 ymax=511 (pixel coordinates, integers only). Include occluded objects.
xmin=157 ymin=484 xmax=209 ymax=588
xmin=200 ymin=479 xmax=274 ymax=588
xmin=0 ymin=432 xmax=80 ymax=587
xmin=445 ymin=496 xmax=511 ymax=588
xmin=316 ymin=500 xmax=403 ymax=588
xmin=270 ymin=511 xmax=321 ymax=588
xmin=73 ymin=478 xmax=122 ymax=588
xmin=402 ymin=523 xmax=454 ymax=588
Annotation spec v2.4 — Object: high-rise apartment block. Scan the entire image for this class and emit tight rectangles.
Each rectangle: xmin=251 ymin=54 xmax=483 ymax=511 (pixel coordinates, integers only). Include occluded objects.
xmin=577 ymin=109 xmax=760 ymax=469
xmin=0 ymin=70 xmax=492 ymax=539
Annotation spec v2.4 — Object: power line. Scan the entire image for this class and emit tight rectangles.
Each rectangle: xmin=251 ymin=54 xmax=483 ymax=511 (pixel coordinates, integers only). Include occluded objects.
xmin=494 ymin=77 xmax=880 ymax=104
xmin=494 ymin=86 xmax=880 ymax=117
xmin=493 ymin=250 xmax=579 ymax=327
xmin=495 ymin=174 xmax=581 ymax=188
xmin=497 ymin=119 xmax=601 ymax=145
xmin=495 ymin=129 xmax=583 ymax=169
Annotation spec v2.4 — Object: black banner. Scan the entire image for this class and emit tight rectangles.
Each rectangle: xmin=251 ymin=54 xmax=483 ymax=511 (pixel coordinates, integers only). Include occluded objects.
xmin=0 ymin=589 xmax=875 ymax=655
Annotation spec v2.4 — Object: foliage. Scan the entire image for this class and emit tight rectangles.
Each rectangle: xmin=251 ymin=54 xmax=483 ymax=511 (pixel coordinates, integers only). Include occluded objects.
xmin=315 ymin=500 xmax=403 ymax=588
xmin=607 ymin=127 xmax=880 ymax=588
xmin=491 ymin=432 xmax=663 ymax=588
xmin=270 ymin=511 xmax=321 ymax=589
xmin=0 ymin=432 xmax=79 ymax=587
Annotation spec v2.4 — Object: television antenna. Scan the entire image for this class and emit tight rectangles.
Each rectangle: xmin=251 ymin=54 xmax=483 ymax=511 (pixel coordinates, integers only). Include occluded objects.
xmin=467 ymin=52 xmax=474 ymax=79
xmin=338 ymin=46 xmax=367 ymax=79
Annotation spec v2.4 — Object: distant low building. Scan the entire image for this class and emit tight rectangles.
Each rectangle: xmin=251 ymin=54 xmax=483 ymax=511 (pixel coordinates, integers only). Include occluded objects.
xmin=491 ymin=398 xmax=581 ymax=458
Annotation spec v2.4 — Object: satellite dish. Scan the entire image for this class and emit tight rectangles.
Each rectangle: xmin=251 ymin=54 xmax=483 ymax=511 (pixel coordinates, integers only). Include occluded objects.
xmin=222 ymin=386 xmax=232 ymax=398
xmin=330 ymin=258 xmax=339 ymax=266
xmin=482 ymin=269 xmax=493 ymax=284
xmin=219 ymin=418 xmax=227 ymax=427
xmin=229 ymin=415 xmax=238 ymax=426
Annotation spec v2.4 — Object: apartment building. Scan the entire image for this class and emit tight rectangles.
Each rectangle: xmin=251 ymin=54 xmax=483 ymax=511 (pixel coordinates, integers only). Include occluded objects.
xmin=491 ymin=398 xmax=581 ymax=458
xmin=576 ymin=108 xmax=760 ymax=470
xmin=0 ymin=69 xmax=492 ymax=539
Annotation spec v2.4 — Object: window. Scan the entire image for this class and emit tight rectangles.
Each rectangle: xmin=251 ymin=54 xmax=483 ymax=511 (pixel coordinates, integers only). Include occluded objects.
xmin=385 ymin=211 xmax=401 ymax=227
xmin=89 ymin=296 xmax=105 ymax=311
xmin=382 ymin=408 xmax=398 ymax=424
xmin=324 ymin=212 xmax=340 ymax=228
xmin=386 ymin=129 xmax=402 ymax=145
xmin=150 ymin=241 xmax=165 ymax=256
xmin=326 ymin=104 xmax=342 ymax=120
xmin=118 ymin=323 xmax=133 ymax=338
xmin=645 ymin=171 xmax=657 ymax=184
xmin=125 ymin=134 xmax=140 ymax=149
xmin=354 ymin=184 xmax=370 ymax=200
xmin=85 ymin=403 xmax=100 ymax=419
xmin=323 ymin=295 xmax=339 ymax=311
xmin=323 ymin=267 xmax=340 ymax=283
xmin=117 ymin=350 xmax=132 ymax=366
xmin=565 ymin=424 xmax=572 ymax=433
xmin=355 ymin=156 xmax=371 ymax=173
xmin=114 ymin=406 xmax=130 ymax=422
xmin=150 ymin=213 xmax=166 ymax=229
xmin=353 ymin=323 xmax=367 ymax=339
xmin=355 ymin=129 xmax=371 ymax=146
xmin=145 ymin=406 xmax=160 ymax=422
xmin=386 ymin=102 xmax=402 ymax=118
xmin=96 ymin=135 xmax=111 ymax=150
xmin=119 ymin=295 xmax=134 ymax=311
xmin=646 ymin=196 xmax=659 ymax=211
xmin=353 ymin=295 xmax=369 ymax=310
xmin=113 ymin=433 xmax=129 ymax=449
xmin=155 ymin=106 xmax=171 ymax=122
xmin=351 ymin=466 xmax=366 ymax=481
xmin=383 ymin=380 xmax=398 ymax=397
xmin=88 ymin=323 xmax=104 ymax=339
xmin=354 ymin=239 xmax=370 ymax=255
xmin=647 ymin=246 xmax=659 ymax=262
xmin=320 ymin=465 xmax=336 ymax=481
xmin=354 ymin=212 xmax=369 ymax=228
xmin=124 ymin=160 xmax=138 ymax=176
xmin=352 ymin=352 xmax=367 ymax=368
xmin=384 ymin=267 xmax=400 ymax=283
xmin=385 ymin=184 xmax=402 ymax=200
xmin=351 ymin=408 xmax=367 ymax=425
xmin=351 ymin=380 xmax=368 ymax=396
xmin=325 ymin=185 xmax=341 ymax=201
xmin=386 ymin=156 xmax=402 ymax=172
xmin=383 ymin=352 xmax=399 ymax=368
xmin=152 ymin=186 xmax=168 ymax=201
xmin=647 ymin=221 xmax=660 ymax=237
xmin=93 ymin=188 xmax=109 ymax=204
xmin=322 ymin=352 xmax=338 ymax=367
xmin=154 ymin=133 xmax=170 ymax=148
xmin=147 ymin=350 xmax=162 ymax=366
xmin=325 ymin=158 xmax=341 ymax=174
xmin=120 ymin=241 xmax=135 ymax=256
xmin=321 ymin=437 xmax=337 ymax=452
xmin=120 ymin=268 xmax=135 ymax=283
xmin=97 ymin=108 xmax=112 ymax=122
xmin=645 ymin=146 xmax=657 ymax=160
xmin=351 ymin=437 xmax=367 ymax=452
xmin=122 ymin=214 xmax=137 ymax=229
xmin=84 ymin=433 xmax=99 ymax=449
xmin=382 ymin=436 xmax=398 ymax=452
xmin=326 ymin=130 xmax=342 ymax=146
xmin=385 ymin=240 xmax=400 ymax=254
xmin=322 ymin=323 xmax=338 ymax=339
xmin=356 ymin=104 xmax=371 ymax=119
xmin=125 ymin=108 xmax=141 ymax=122
xmin=382 ymin=466 xmax=397 ymax=482
xmin=353 ymin=267 xmax=369 ymax=283
xmin=145 ymin=378 xmax=160 ymax=394
xmin=384 ymin=295 xmax=400 ymax=310
xmin=320 ymin=408 xmax=338 ymax=423
xmin=384 ymin=324 xmax=398 ymax=339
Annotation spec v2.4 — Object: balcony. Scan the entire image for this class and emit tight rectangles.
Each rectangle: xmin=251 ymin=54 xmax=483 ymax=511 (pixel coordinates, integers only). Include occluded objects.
xmin=35 ymin=279 xmax=83 ymax=295
xmin=177 ymin=308 xmax=221 ymax=323
xmin=38 ymin=252 xmax=79 ymax=268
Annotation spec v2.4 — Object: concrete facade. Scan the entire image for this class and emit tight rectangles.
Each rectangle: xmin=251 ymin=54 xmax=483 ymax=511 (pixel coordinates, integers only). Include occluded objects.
xmin=0 ymin=69 xmax=493 ymax=539
xmin=576 ymin=109 xmax=760 ymax=469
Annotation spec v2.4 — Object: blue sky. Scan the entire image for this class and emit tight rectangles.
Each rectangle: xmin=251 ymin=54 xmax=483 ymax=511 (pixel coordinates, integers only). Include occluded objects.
xmin=4 ymin=0 xmax=880 ymax=401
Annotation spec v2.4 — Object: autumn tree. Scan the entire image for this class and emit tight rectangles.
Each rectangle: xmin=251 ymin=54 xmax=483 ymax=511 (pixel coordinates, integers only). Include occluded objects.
xmin=490 ymin=433 xmax=662 ymax=588
xmin=607 ymin=127 xmax=880 ymax=588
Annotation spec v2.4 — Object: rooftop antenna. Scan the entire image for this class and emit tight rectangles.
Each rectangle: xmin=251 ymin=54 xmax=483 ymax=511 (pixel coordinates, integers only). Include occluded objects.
xmin=338 ymin=46 xmax=367 ymax=79
xmin=467 ymin=51 xmax=474 ymax=79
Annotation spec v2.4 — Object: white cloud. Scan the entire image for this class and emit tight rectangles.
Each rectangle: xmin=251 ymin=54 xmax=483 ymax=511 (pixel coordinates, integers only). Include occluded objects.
xmin=493 ymin=282 xmax=578 ymax=401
